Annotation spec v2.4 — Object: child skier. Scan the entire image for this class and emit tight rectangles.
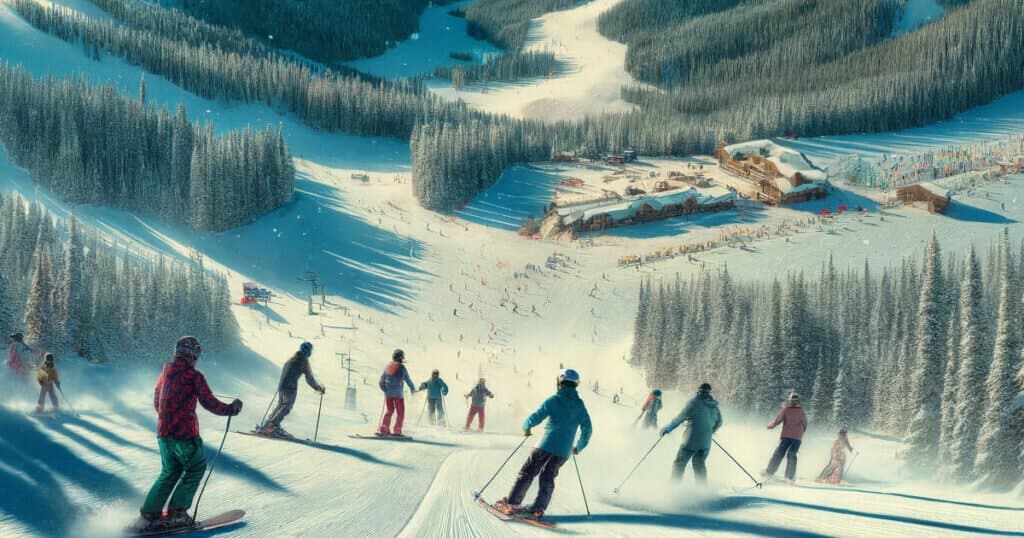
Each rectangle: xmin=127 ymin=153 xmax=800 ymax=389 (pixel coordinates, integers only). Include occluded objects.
xmin=418 ymin=369 xmax=449 ymax=426
xmin=261 ymin=342 xmax=324 ymax=438
xmin=815 ymin=427 xmax=855 ymax=485
xmin=34 ymin=353 xmax=60 ymax=413
xmin=7 ymin=332 xmax=31 ymax=377
xmin=764 ymin=392 xmax=807 ymax=484
xmin=640 ymin=389 xmax=663 ymax=429
xmin=131 ymin=336 xmax=241 ymax=533
xmin=495 ymin=368 xmax=592 ymax=519
xmin=464 ymin=378 xmax=494 ymax=431
xmin=660 ymin=383 xmax=722 ymax=484
xmin=378 ymin=349 xmax=416 ymax=436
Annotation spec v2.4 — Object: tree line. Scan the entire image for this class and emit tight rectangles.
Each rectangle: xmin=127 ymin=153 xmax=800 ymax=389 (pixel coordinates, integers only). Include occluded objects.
xmin=0 ymin=62 xmax=293 ymax=232
xmin=0 ymin=193 xmax=238 ymax=362
xmin=630 ymin=232 xmax=1024 ymax=490
xmin=435 ymin=51 xmax=560 ymax=89
xmin=456 ymin=0 xmax=577 ymax=50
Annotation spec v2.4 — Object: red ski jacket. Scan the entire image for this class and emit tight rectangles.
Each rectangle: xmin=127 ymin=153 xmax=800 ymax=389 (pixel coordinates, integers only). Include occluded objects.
xmin=153 ymin=357 xmax=233 ymax=439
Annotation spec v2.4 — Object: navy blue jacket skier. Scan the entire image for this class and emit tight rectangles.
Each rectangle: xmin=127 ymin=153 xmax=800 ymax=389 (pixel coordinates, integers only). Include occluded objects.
xmin=496 ymin=368 xmax=592 ymax=519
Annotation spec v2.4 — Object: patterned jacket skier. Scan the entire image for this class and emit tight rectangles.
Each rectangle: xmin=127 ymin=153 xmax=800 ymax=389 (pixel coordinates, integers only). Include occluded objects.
xmin=524 ymin=385 xmax=593 ymax=459
xmin=37 ymin=361 xmax=59 ymax=386
xmin=379 ymin=362 xmax=416 ymax=398
xmin=278 ymin=351 xmax=322 ymax=393
xmin=154 ymin=356 xmax=235 ymax=439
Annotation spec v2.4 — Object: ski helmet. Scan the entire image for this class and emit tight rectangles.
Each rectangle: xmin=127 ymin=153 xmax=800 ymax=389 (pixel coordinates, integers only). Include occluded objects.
xmin=393 ymin=348 xmax=405 ymax=362
xmin=10 ymin=332 xmax=23 ymax=342
xmin=44 ymin=352 xmax=54 ymax=364
xmin=557 ymin=368 xmax=580 ymax=386
xmin=699 ymin=383 xmax=712 ymax=393
xmin=653 ymin=389 xmax=662 ymax=397
xmin=300 ymin=342 xmax=313 ymax=356
xmin=175 ymin=336 xmax=201 ymax=362
xmin=432 ymin=369 xmax=440 ymax=376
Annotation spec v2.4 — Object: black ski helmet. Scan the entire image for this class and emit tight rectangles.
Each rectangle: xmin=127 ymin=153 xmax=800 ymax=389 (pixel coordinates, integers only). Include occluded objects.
xmin=393 ymin=348 xmax=405 ymax=362
xmin=699 ymin=382 xmax=712 ymax=393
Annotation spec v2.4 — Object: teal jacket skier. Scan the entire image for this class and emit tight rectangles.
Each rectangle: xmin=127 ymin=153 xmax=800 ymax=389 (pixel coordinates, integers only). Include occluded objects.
xmin=497 ymin=368 xmax=592 ymax=519
xmin=418 ymin=369 xmax=449 ymax=425
xmin=660 ymin=382 xmax=722 ymax=483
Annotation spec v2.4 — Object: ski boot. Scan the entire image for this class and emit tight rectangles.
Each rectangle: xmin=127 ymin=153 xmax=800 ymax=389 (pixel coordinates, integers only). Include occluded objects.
xmin=33 ymin=405 xmax=44 ymax=414
xmin=125 ymin=512 xmax=163 ymax=533
xmin=163 ymin=509 xmax=194 ymax=529
xmin=494 ymin=498 xmax=521 ymax=516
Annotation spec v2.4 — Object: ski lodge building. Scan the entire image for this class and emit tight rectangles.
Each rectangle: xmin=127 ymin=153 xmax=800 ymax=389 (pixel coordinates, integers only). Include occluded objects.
xmin=715 ymin=140 xmax=828 ymax=204
xmin=895 ymin=182 xmax=951 ymax=213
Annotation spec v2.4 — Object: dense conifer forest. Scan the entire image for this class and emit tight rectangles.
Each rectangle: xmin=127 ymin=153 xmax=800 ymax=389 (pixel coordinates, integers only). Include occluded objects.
xmin=458 ymin=0 xmax=577 ymax=50
xmin=434 ymin=51 xmax=559 ymax=89
xmin=629 ymin=232 xmax=1024 ymax=489
xmin=0 ymin=63 xmax=293 ymax=232
xmin=0 ymin=193 xmax=237 ymax=362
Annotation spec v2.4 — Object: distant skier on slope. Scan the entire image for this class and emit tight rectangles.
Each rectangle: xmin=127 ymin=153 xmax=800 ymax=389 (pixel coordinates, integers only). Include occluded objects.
xmin=640 ymin=389 xmax=663 ymax=429
xmin=464 ymin=378 xmax=494 ymax=431
xmin=660 ymin=383 xmax=722 ymax=484
xmin=495 ymin=368 xmax=592 ymax=519
xmin=6 ymin=332 xmax=31 ymax=377
xmin=378 ymin=349 xmax=416 ymax=436
xmin=815 ymin=427 xmax=855 ymax=485
xmin=764 ymin=392 xmax=807 ymax=484
xmin=130 ymin=336 xmax=241 ymax=533
xmin=261 ymin=342 xmax=324 ymax=438
xmin=418 ymin=369 xmax=449 ymax=426
xmin=34 ymin=353 xmax=60 ymax=413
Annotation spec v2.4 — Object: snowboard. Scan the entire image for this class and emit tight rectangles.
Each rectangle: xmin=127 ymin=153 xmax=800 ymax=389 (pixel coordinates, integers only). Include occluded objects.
xmin=476 ymin=497 xmax=557 ymax=529
xmin=349 ymin=433 xmax=413 ymax=441
xmin=126 ymin=509 xmax=244 ymax=536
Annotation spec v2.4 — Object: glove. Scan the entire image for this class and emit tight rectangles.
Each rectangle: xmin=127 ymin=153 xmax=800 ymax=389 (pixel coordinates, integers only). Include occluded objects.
xmin=659 ymin=426 xmax=671 ymax=437
xmin=319 ymin=385 xmax=327 ymax=395
xmin=56 ymin=381 xmax=61 ymax=388
xmin=524 ymin=428 xmax=532 ymax=437
xmin=230 ymin=399 xmax=243 ymax=416
xmin=572 ymin=447 xmax=580 ymax=455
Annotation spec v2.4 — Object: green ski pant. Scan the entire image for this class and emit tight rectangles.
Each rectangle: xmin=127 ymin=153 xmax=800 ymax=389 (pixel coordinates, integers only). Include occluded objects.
xmin=141 ymin=436 xmax=207 ymax=515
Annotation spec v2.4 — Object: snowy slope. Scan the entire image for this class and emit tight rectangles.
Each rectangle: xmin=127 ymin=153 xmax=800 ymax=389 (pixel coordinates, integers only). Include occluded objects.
xmin=2 ymin=1 xmax=1024 ymax=537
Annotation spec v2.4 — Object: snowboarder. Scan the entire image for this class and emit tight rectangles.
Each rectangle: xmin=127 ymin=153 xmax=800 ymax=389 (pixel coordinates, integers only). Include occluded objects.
xmin=640 ymin=389 xmax=663 ymax=429
xmin=6 ymin=332 xmax=31 ymax=377
xmin=660 ymin=383 xmax=722 ymax=484
xmin=35 ymin=353 xmax=60 ymax=413
xmin=261 ymin=342 xmax=324 ymax=438
xmin=378 ymin=349 xmax=416 ymax=436
xmin=418 ymin=369 xmax=449 ymax=426
xmin=816 ymin=427 xmax=855 ymax=485
xmin=764 ymin=392 xmax=807 ymax=484
xmin=465 ymin=378 xmax=494 ymax=431
xmin=131 ymin=336 xmax=242 ymax=533
xmin=495 ymin=368 xmax=592 ymax=519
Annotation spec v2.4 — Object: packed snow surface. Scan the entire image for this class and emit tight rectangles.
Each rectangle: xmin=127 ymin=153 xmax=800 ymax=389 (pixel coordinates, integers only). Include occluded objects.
xmin=2 ymin=0 xmax=1024 ymax=537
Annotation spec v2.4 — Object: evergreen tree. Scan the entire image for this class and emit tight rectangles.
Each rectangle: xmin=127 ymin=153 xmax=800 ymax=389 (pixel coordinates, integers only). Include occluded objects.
xmin=949 ymin=245 xmax=988 ymax=481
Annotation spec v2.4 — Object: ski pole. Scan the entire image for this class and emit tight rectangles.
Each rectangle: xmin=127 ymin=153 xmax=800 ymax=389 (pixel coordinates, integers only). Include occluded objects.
xmin=473 ymin=436 xmax=528 ymax=500
xmin=712 ymin=438 xmax=762 ymax=488
xmin=56 ymin=385 xmax=78 ymax=416
xmin=192 ymin=415 xmax=231 ymax=525
xmin=416 ymin=394 xmax=427 ymax=426
xmin=613 ymin=436 xmax=663 ymax=494
xmin=572 ymin=454 xmax=590 ymax=518
xmin=845 ymin=451 xmax=860 ymax=476
xmin=313 ymin=391 xmax=324 ymax=444
xmin=259 ymin=390 xmax=279 ymax=429
xmin=441 ymin=395 xmax=450 ymax=429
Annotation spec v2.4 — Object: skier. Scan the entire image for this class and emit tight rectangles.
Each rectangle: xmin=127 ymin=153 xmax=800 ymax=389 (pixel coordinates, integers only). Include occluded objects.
xmin=464 ymin=378 xmax=494 ymax=431
xmin=815 ymin=427 xmax=855 ymax=485
xmin=495 ymin=368 xmax=592 ymax=519
xmin=131 ymin=337 xmax=241 ymax=533
xmin=261 ymin=342 xmax=324 ymax=438
xmin=640 ymin=389 xmax=663 ymax=429
xmin=659 ymin=383 xmax=722 ymax=484
xmin=764 ymin=392 xmax=807 ymax=484
xmin=418 ymin=369 xmax=449 ymax=426
xmin=6 ymin=332 xmax=31 ymax=377
xmin=378 ymin=349 xmax=416 ymax=436
xmin=34 ymin=353 xmax=60 ymax=413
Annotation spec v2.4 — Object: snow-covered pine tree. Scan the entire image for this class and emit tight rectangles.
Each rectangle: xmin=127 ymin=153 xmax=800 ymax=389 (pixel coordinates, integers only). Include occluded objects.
xmin=949 ymin=244 xmax=988 ymax=481
xmin=902 ymin=231 xmax=946 ymax=474
xmin=630 ymin=278 xmax=650 ymax=365
xmin=937 ymin=268 xmax=962 ymax=479
xmin=60 ymin=216 xmax=91 ymax=358
xmin=25 ymin=242 xmax=56 ymax=350
xmin=832 ymin=355 xmax=853 ymax=428
xmin=975 ymin=231 xmax=1024 ymax=490
xmin=759 ymin=278 xmax=786 ymax=413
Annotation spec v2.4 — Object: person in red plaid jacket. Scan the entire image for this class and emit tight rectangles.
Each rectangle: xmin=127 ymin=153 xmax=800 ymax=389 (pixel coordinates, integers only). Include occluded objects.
xmin=131 ymin=336 xmax=242 ymax=532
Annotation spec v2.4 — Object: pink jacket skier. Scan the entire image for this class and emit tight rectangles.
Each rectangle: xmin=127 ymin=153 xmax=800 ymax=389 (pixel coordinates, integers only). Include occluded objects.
xmin=764 ymin=393 xmax=808 ymax=482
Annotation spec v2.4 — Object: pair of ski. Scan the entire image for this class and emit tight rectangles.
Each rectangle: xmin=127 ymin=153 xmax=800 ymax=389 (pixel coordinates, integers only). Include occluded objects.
xmin=238 ymin=429 xmax=414 ymax=443
xmin=476 ymin=497 xmax=557 ymax=529
xmin=126 ymin=510 xmax=245 ymax=537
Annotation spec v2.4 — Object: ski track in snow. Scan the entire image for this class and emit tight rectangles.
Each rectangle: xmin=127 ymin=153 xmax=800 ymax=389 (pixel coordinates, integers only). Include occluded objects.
xmin=2 ymin=0 xmax=1024 ymax=537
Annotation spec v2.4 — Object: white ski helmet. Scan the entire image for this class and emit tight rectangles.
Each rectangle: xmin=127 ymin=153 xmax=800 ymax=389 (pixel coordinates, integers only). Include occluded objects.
xmin=558 ymin=368 xmax=580 ymax=386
